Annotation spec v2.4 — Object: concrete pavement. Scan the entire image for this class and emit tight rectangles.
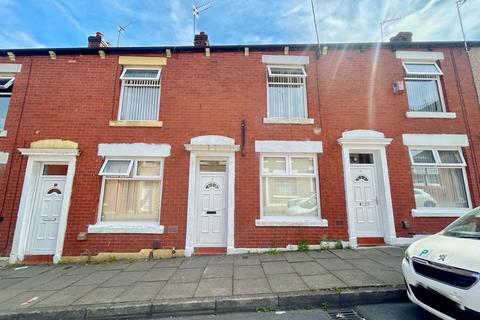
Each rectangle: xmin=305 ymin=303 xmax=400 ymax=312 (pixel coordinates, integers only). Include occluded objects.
xmin=0 ymin=247 xmax=407 ymax=319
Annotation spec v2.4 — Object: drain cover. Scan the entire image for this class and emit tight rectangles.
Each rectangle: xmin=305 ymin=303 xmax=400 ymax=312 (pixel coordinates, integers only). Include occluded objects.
xmin=327 ymin=309 xmax=365 ymax=320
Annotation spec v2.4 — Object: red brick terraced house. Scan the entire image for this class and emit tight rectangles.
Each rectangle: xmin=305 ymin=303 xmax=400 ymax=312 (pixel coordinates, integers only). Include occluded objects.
xmin=1 ymin=32 xmax=480 ymax=264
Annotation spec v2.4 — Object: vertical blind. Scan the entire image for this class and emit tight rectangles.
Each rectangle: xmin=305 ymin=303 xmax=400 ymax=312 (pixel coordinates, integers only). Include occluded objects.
xmin=405 ymin=78 xmax=442 ymax=112
xmin=267 ymin=67 xmax=306 ymax=118
xmin=120 ymin=79 xmax=161 ymax=120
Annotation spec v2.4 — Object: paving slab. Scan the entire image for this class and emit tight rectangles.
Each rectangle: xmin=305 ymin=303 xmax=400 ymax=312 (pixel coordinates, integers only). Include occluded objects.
xmin=0 ymin=289 xmax=25 ymax=304
xmin=72 ymin=286 xmax=128 ymax=305
xmin=203 ymin=264 xmax=233 ymax=279
xmin=154 ymin=258 xmax=185 ymax=268
xmin=0 ymin=290 xmax=56 ymax=311
xmin=208 ymin=255 xmax=234 ymax=265
xmin=38 ymin=274 xmax=88 ymax=290
xmin=267 ymin=274 xmax=308 ymax=293
xmin=346 ymin=258 xmax=391 ymax=271
xmin=169 ymin=268 xmax=204 ymax=283
xmin=291 ymin=261 xmax=327 ymax=275
xmin=284 ymin=252 xmax=314 ymax=262
xmin=331 ymin=270 xmax=384 ymax=287
xmin=179 ymin=257 xmax=209 ymax=269
xmin=376 ymin=247 xmax=407 ymax=257
xmin=35 ymin=285 xmax=95 ymax=307
xmin=357 ymin=248 xmax=390 ymax=258
xmin=0 ymin=265 xmax=54 ymax=278
xmin=233 ymin=278 xmax=272 ymax=295
xmin=233 ymin=265 xmax=265 ymax=280
xmin=124 ymin=260 xmax=158 ymax=271
xmin=114 ymin=281 xmax=165 ymax=303
xmin=140 ymin=267 xmax=176 ymax=282
xmin=302 ymin=274 xmax=349 ymax=290
xmin=0 ymin=278 xmax=25 ymax=290
xmin=65 ymin=264 xmax=104 ymax=275
xmin=72 ymin=270 xmax=119 ymax=286
xmin=364 ymin=269 xmax=405 ymax=285
xmin=100 ymin=271 xmax=147 ymax=287
xmin=233 ymin=254 xmax=261 ymax=266
xmin=316 ymin=258 xmax=356 ymax=271
xmin=100 ymin=261 xmax=132 ymax=271
xmin=9 ymin=269 xmax=65 ymax=290
xmin=258 ymin=254 xmax=286 ymax=262
xmin=195 ymin=278 xmax=232 ymax=297
xmin=308 ymin=250 xmax=337 ymax=259
xmin=155 ymin=282 xmax=198 ymax=299
xmin=262 ymin=261 xmax=295 ymax=275
xmin=330 ymin=249 xmax=365 ymax=259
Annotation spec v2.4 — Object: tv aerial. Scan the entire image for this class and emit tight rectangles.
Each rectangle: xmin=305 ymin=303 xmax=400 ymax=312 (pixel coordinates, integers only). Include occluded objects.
xmin=117 ymin=21 xmax=134 ymax=47
xmin=193 ymin=2 xmax=213 ymax=36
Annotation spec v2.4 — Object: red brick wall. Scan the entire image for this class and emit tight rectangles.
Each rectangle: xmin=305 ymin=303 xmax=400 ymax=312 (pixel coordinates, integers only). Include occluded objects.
xmin=0 ymin=46 xmax=479 ymax=256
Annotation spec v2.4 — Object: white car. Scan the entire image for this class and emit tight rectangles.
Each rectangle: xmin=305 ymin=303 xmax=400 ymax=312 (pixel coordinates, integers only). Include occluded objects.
xmin=402 ymin=208 xmax=480 ymax=320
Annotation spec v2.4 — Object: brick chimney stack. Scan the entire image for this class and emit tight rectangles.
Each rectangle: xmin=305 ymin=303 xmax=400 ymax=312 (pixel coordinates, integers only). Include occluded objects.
xmin=390 ymin=32 xmax=413 ymax=43
xmin=194 ymin=32 xmax=209 ymax=48
xmin=88 ymin=32 xmax=111 ymax=48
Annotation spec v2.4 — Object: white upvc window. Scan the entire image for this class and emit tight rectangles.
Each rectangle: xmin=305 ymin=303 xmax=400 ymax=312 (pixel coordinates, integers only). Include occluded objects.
xmin=266 ymin=66 xmax=307 ymax=119
xmin=0 ymin=75 xmax=14 ymax=131
xmin=118 ymin=67 xmax=162 ymax=121
xmin=403 ymin=62 xmax=446 ymax=113
xmin=97 ymin=158 xmax=164 ymax=223
xmin=260 ymin=154 xmax=320 ymax=219
xmin=408 ymin=148 xmax=471 ymax=212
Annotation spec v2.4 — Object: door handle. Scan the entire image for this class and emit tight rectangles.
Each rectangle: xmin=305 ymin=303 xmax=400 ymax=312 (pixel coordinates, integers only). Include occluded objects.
xmin=206 ymin=211 xmax=216 ymax=214
xmin=42 ymin=218 xmax=57 ymax=221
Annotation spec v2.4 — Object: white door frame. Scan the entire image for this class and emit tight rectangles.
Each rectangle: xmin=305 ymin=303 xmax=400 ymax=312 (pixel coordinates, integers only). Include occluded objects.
xmin=338 ymin=130 xmax=396 ymax=248
xmin=9 ymin=148 xmax=79 ymax=264
xmin=184 ymin=135 xmax=240 ymax=256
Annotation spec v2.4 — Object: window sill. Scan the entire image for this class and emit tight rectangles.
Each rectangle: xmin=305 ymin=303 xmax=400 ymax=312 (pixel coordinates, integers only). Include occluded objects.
xmin=255 ymin=218 xmax=328 ymax=227
xmin=109 ymin=120 xmax=163 ymax=128
xmin=411 ymin=208 xmax=470 ymax=217
xmin=263 ymin=118 xmax=315 ymax=125
xmin=88 ymin=222 xmax=164 ymax=234
xmin=406 ymin=112 xmax=456 ymax=119
xmin=0 ymin=130 xmax=7 ymax=137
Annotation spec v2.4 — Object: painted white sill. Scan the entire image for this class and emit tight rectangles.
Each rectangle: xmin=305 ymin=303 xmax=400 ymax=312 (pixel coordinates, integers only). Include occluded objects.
xmin=88 ymin=222 xmax=164 ymax=234
xmin=411 ymin=208 xmax=471 ymax=217
xmin=0 ymin=130 xmax=7 ymax=137
xmin=406 ymin=112 xmax=456 ymax=119
xmin=255 ymin=218 xmax=328 ymax=227
xmin=263 ymin=118 xmax=315 ymax=125
xmin=109 ymin=120 xmax=163 ymax=127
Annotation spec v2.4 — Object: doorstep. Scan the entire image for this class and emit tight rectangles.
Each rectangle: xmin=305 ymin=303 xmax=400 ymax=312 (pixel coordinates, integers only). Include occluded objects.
xmin=193 ymin=247 xmax=227 ymax=255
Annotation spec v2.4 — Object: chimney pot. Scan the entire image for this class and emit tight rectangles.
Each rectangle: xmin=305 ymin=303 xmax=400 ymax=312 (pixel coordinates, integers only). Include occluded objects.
xmin=88 ymin=31 xmax=111 ymax=48
xmin=390 ymin=32 xmax=413 ymax=43
xmin=194 ymin=31 xmax=209 ymax=48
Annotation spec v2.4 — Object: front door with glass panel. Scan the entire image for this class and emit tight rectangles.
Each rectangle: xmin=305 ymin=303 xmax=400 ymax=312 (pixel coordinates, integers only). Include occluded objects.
xmin=26 ymin=164 xmax=68 ymax=254
xmin=195 ymin=160 xmax=227 ymax=247
xmin=349 ymin=153 xmax=382 ymax=237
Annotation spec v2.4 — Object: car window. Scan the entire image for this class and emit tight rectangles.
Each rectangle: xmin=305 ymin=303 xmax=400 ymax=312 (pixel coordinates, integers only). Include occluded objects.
xmin=443 ymin=208 xmax=480 ymax=239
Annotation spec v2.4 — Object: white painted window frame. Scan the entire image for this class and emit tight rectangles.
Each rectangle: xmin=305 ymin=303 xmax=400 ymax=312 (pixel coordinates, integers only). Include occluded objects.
xmin=117 ymin=66 xmax=162 ymax=122
xmin=402 ymin=61 xmax=447 ymax=114
xmin=90 ymin=157 xmax=165 ymax=233
xmin=407 ymin=147 xmax=472 ymax=217
xmin=0 ymin=76 xmax=15 ymax=89
xmin=257 ymin=153 xmax=324 ymax=226
xmin=98 ymin=159 xmax=134 ymax=177
xmin=266 ymin=65 xmax=309 ymax=120
xmin=0 ymin=76 xmax=14 ymax=134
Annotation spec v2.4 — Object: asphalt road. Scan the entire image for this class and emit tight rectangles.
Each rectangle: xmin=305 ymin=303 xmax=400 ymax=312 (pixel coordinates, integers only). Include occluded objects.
xmin=159 ymin=303 xmax=440 ymax=320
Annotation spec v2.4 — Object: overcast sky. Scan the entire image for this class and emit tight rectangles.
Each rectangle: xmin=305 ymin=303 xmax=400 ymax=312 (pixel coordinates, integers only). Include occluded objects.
xmin=1 ymin=0 xmax=479 ymax=48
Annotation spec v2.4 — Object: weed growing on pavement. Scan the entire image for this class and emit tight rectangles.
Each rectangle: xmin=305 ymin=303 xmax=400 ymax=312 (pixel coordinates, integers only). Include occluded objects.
xmin=297 ymin=239 xmax=309 ymax=252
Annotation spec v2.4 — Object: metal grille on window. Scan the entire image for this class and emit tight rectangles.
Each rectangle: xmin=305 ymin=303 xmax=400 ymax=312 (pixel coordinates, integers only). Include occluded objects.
xmin=267 ymin=67 xmax=306 ymax=118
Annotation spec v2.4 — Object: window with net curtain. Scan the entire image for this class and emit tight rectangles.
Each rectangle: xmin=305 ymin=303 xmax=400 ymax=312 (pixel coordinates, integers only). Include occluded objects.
xmin=261 ymin=155 xmax=319 ymax=218
xmin=99 ymin=159 xmax=162 ymax=222
xmin=409 ymin=149 xmax=469 ymax=209
xmin=267 ymin=66 xmax=307 ymax=118
xmin=119 ymin=68 xmax=161 ymax=121
xmin=0 ymin=76 xmax=15 ymax=130
xmin=403 ymin=63 xmax=445 ymax=113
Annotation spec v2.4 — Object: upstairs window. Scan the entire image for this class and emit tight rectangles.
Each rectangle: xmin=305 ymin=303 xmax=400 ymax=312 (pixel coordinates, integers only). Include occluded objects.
xmin=0 ymin=76 xmax=14 ymax=130
xmin=118 ymin=67 xmax=161 ymax=121
xmin=267 ymin=66 xmax=307 ymax=119
xmin=403 ymin=62 xmax=445 ymax=113
xmin=409 ymin=148 xmax=470 ymax=209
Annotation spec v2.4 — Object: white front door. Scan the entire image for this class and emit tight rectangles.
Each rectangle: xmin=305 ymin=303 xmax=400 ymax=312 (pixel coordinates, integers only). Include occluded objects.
xmin=27 ymin=172 xmax=67 ymax=254
xmin=351 ymin=166 xmax=382 ymax=237
xmin=195 ymin=160 xmax=227 ymax=247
